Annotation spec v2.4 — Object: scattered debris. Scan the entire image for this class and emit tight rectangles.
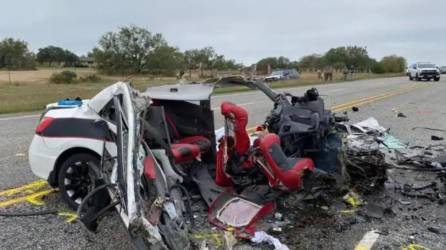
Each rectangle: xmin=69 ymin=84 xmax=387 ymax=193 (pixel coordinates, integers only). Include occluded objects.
xmin=21 ymin=80 xmax=446 ymax=248
xmin=274 ymin=212 xmax=283 ymax=221
xmin=251 ymin=231 xmax=290 ymax=250
xmin=192 ymin=232 xmax=224 ymax=249
xmin=392 ymin=108 xmax=407 ymax=118
xmin=343 ymin=191 xmax=363 ymax=207
xmin=223 ymin=231 xmax=237 ymax=250
xmin=398 ymin=199 xmax=412 ymax=205
xmin=412 ymin=127 xmax=446 ymax=132
xmin=431 ymin=135 xmax=443 ymax=141
xmin=401 ymin=243 xmax=432 ymax=250
xmin=427 ymin=227 xmax=441 ymax=234
xmin=360 ymin=203 xmax=395 ymax=219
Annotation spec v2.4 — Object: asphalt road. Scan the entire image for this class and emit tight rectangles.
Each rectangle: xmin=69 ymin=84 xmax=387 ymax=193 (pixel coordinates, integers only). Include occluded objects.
xmin=1 ymin=76 xmax=445 ymax=249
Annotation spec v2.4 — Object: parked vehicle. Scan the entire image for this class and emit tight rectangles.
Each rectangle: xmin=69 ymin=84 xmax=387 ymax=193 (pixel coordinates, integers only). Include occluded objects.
xmin=264 ymin=69 xmax=299 ymax=81
xmin=408 ymin=62 xmax=440 ymax=81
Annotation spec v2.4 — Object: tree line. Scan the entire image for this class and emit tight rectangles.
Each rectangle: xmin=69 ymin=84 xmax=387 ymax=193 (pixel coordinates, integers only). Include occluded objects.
xmin=90 ymin=26 xmax=243 ymax=76
xmin=257 ymin=46 xmax=406 ymax=74
xmin=0 ymin=25 xmax=406 ymax=75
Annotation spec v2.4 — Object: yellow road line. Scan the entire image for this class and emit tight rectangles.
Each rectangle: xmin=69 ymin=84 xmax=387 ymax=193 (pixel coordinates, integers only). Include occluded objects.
xmin=57 ymin=212 xmax=78 ymax=223
xmin=331 ymin=85 xmax=425 ymax=113
xmin=0 ymin=189 xmax=55 ymax=208
xmin=0 ymin=179 xmax=48 ymax=197
xmin=246 ymin=83 xmax=427 ymax=132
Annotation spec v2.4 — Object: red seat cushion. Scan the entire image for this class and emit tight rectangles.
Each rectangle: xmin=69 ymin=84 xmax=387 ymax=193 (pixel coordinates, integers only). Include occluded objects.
xmin=258 ymin=133 xmax=314 ymax=190
xmin=171 ymin=135 xmax=211 ymax=164
xmin=177 ymin=135 xmax=211 ymax=152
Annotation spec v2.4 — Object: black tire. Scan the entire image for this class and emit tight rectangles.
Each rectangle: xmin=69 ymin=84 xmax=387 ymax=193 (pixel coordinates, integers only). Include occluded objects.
xmin=409 ymin=75 xmax=413 ymax=81
xmin=415 ymin=74 xmax=420 ymax=81
xmin=434 ymin=77 xmax=440 ymax=82
xmin=58 ymin=153 xmax=99 ymax=210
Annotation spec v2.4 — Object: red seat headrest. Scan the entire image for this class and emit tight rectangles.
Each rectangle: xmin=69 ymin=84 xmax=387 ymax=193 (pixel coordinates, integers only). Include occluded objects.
xmin=220 ymin=101 xmax=250 ymax=156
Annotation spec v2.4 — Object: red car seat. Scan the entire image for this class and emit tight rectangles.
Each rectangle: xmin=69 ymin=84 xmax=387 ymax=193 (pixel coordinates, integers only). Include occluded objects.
xmin=216 ymin=102 xmax=252 ymax=186
xmin=220 ymin=102 xmax=250 ymax=156
xmin=258 ymin=133 xmax=314 ymax=190
xmin=145 ymin=105 xmax=211 ymax=164
xmin=171 ymin=135 xmax=211 ymax=164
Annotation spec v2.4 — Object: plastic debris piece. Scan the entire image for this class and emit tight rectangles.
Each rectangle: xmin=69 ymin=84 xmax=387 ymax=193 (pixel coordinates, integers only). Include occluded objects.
xmin=271 ymin=227 xmax=282 ymax=233
xmin=427 ymin=227 xmax=441 ymax=234
xmin=431 ymin=135 xmax=444 ymax=141
xmin=199 ymin=240 xmax=209 ymax=250
xmin=223 ymin=231 xmax=237 ymax=250
xmin=58 ymin=211 xmax=78 ymax=223
xmin=251 ymin=231 xmax=290 ymax=250
xmin=343 ymin=191 xmax=363 ymax=207
xmin=398 ymin=199 xmax=411 ymax=205
xmin=382 ymin=133 xmax=407 ymax=149
xmin=401 ymin=243 xmax=432 ymax=250
xmin=274 ymin=212 xmax=283 ymax=221
xmin=354 ymin=230 xmax=380 ymax=250
xmin=354 ymin=117 xmax=386 ymax=133
xmin=352 ymin=106 xmax=359 ymax=112
xmin=397 ymin=112 xmax=407 ymax=118
xmin=339 ymin=209 xmax=358 ymax=214
xmin=192 ymin=232 xmax=223 ymax=248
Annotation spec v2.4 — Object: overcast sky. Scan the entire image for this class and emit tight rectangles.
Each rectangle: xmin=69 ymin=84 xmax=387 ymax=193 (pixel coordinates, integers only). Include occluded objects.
xmin=1 ymin=0 xmax=445 ymax=65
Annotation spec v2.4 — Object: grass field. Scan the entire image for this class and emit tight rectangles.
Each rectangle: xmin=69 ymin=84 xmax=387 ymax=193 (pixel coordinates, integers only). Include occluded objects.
xmin=0 ymin=68 xmax=403 ymax=114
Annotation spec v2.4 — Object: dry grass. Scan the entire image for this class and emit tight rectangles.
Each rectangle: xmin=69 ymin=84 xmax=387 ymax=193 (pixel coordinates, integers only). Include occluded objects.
xmin=0 ymin=68 xmax=177 ymax=114
xmin=0 ymin=68 xmax=403 ymax=114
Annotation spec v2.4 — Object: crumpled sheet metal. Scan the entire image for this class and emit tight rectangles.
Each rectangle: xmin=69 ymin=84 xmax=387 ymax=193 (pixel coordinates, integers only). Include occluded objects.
xmin=395 ymin=144 xmax=446 ymax=169
xmin=344 ymin=133 xmax=388 ymax=192
xmin=350 ymin=117 xmax=446 ymax=170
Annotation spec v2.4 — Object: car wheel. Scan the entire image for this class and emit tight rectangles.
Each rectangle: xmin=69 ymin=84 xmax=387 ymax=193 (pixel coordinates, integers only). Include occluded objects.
xmin=409 ymin=75 xmax=413 ymax=80
xmin=434 ymin=77 xmax=440 ymax=82
xmin=415 ymin=74 xmax=420 ymax=81
xmin=58 ymin=153 xmax=99 ymax=210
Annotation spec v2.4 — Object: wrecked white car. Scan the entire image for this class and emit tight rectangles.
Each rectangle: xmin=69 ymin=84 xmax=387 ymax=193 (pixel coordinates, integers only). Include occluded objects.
xmin=28 ymin=80 xmax=327 ymax=248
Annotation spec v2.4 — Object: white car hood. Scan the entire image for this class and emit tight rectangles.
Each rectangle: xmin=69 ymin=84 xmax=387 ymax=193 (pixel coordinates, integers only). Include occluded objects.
xmin=420 ymin=67 xmax=438 ymax=71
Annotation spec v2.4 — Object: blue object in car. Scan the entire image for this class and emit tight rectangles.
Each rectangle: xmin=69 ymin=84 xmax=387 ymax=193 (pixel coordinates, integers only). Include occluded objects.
xmin=57 ymin=98 xmax=82 ymax=107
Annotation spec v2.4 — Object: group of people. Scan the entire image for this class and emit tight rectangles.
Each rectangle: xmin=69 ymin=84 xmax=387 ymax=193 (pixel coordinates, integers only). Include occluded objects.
xmin=316 ymin=67 xmax=355 ymax=81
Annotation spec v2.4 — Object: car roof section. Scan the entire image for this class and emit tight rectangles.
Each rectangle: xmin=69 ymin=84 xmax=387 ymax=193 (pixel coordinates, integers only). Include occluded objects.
xmin=144 ymin=83 xmax=215 ymax=101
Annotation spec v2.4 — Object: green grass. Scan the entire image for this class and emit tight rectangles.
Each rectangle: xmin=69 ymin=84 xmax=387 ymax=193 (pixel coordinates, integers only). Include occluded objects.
xmin=0 ymin=72 xmax=404 ymax=114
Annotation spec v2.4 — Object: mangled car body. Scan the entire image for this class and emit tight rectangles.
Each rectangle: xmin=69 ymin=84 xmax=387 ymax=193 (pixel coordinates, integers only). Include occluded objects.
xmin=30 ymin=77 xmax=402 ymax=249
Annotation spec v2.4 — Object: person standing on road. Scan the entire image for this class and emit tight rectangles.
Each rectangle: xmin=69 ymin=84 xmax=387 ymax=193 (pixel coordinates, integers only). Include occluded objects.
xmin=325 ymin=66 xmax=333 ymax=81
xmin=343 ymin=67 xmax=349 ymax=80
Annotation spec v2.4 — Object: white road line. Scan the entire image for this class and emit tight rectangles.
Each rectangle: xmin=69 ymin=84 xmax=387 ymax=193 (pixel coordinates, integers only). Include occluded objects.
xmin=0 ymin=114 xmax=39 ymax=122
xmin=354 ymin=230 xmax=380 ymax=250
